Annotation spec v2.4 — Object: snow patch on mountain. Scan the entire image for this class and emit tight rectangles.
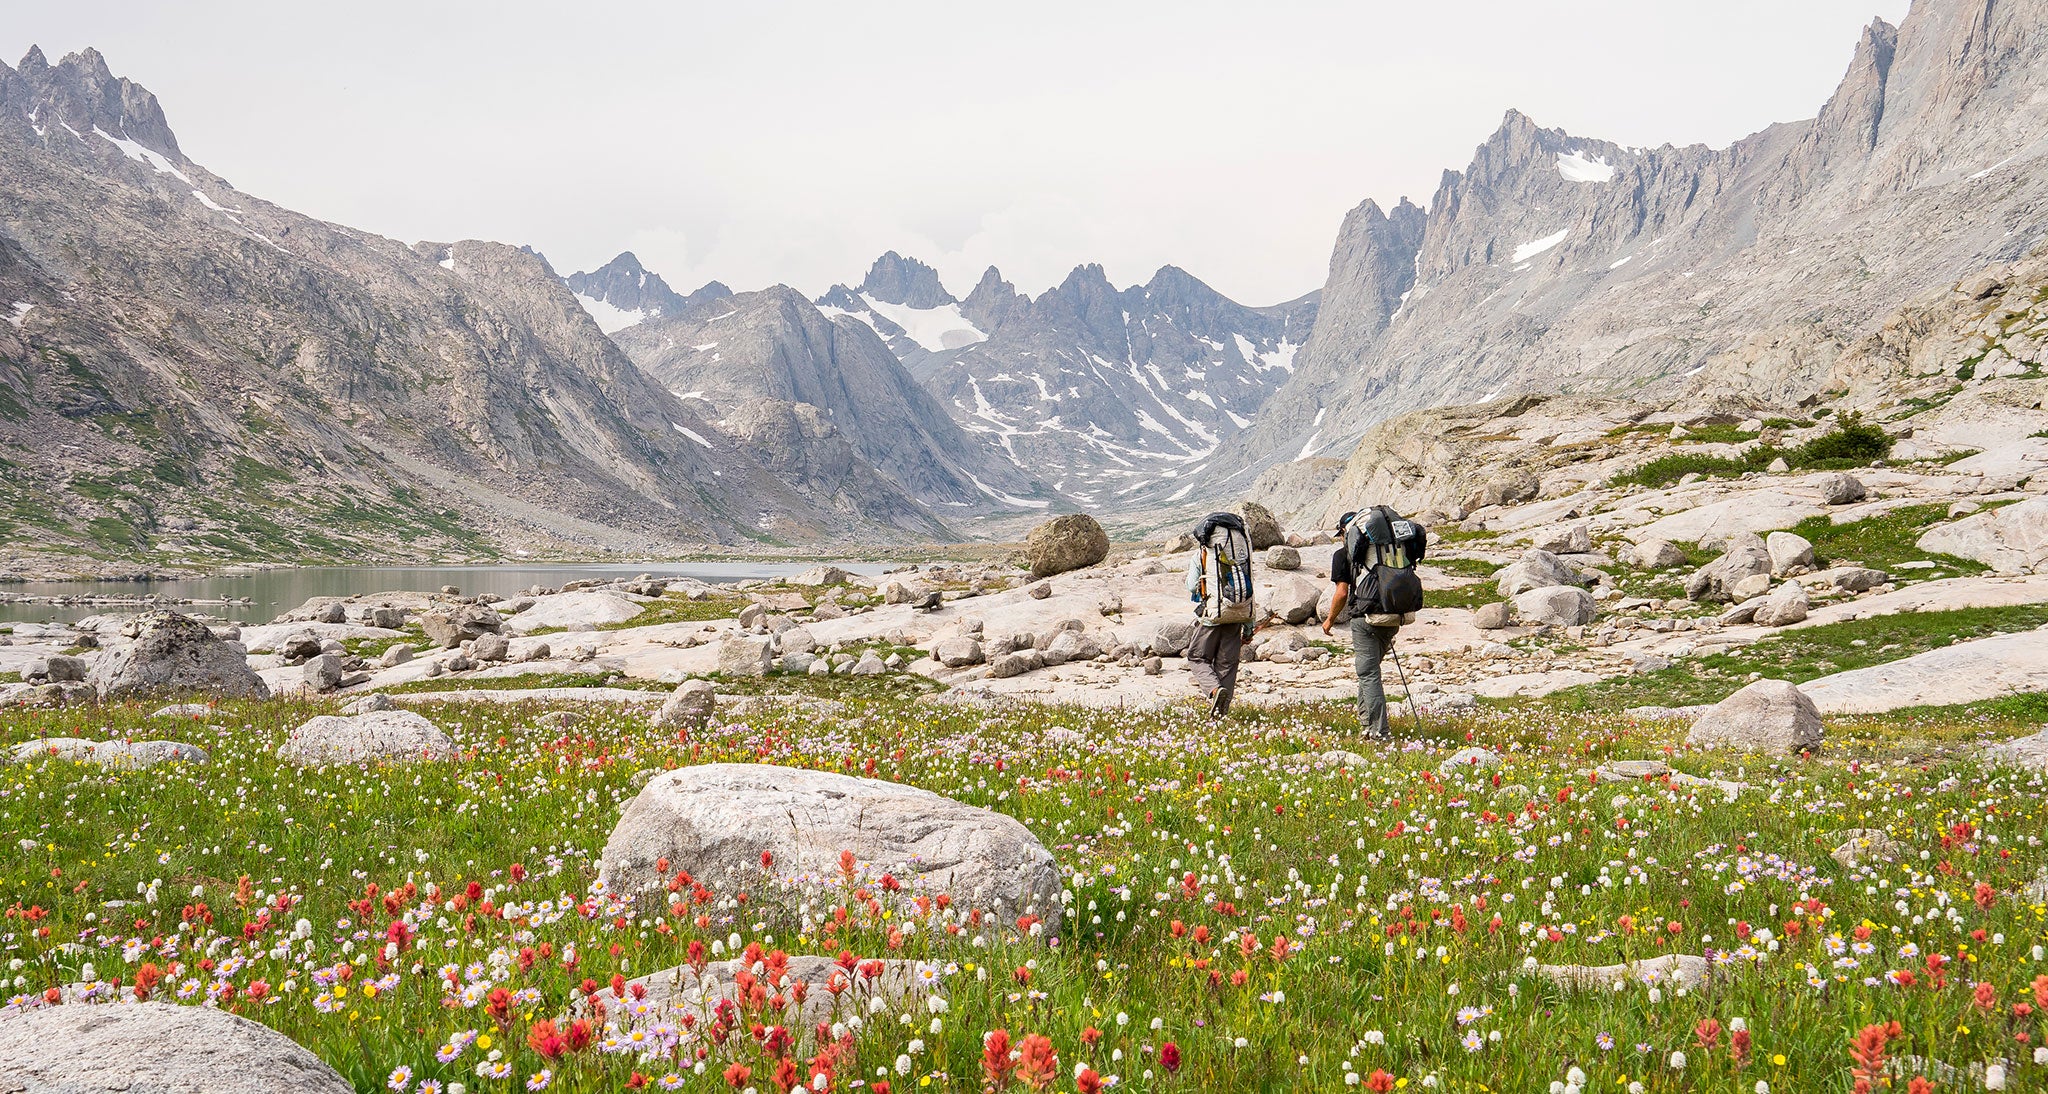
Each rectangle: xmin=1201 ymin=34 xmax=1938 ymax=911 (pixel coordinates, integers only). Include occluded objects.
xmin=94 ymin=126 xmax=189 ymax=183
xmin=1556 ymin=150 xmax=1615 ymax=183
xmin=860 ymin=295 xmax=985 ymax=352
xmin=574 ymin=293 xmax=648 ymax=334
xmin=1512 ymin=229 xmax=1570 ymax=263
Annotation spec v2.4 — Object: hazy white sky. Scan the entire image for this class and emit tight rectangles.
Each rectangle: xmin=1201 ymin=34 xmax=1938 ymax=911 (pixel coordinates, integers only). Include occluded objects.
xmin=7 ymin=1 xmax=1909 ymax=305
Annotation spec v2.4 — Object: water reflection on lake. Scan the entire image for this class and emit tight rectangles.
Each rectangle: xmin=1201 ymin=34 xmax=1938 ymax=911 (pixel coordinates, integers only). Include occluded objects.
xmin=0 ymin=562 xmax=893 ymax=626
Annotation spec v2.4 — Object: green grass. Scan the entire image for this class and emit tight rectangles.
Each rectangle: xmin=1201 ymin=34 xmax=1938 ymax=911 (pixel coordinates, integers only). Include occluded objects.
xmin=1613 ymin=416 xmax=1899 ymax=489
xmin=1788 ymin=413 xmax=1892 ymax=468
xmin=1548 ymin=603 xmax=2048 ymax=711
xmin=1784 ymin=504 xmax=1989 ymax=575
xmin=1426 ymin=558 xmax=1502 ymax=579
xmin=1610 ymin=450 xmax=1772 ymax=489
xmin=342 ymin=626 xmax=428 ymax=660
xmin=375 ymin=672 xmax=670 ymax=695
xmin=3 ymin=693 xmax=2046 ymax=1093
xmin=0 ymin=671 xmax=19 ymax=685
xmin=596 ymin=592 xmax=751 ymax=631
xmin=1674 ymin=423 xmax=1758 ymax=445
xmin=698 ymin=665 xmax=945 ymax=701
xmin=1426 ymin=581 xmax=1502 ymax=611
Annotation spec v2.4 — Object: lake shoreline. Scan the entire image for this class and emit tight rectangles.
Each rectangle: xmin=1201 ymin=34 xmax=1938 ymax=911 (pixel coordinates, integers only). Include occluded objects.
xmin=0 ymin=542 xmax=1034 ymax=585
xmin=0 ymin=559 xmax=912 ymax=627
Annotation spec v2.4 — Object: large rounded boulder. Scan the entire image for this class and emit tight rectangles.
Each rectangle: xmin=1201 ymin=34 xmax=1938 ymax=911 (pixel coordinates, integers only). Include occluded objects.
xmin=1686 ymin=678 xmax=1822 ymax=756
xmin=1495 ymin=549 xmax=1584 ymax=598
xmin=0 ymin=1001 xmax=355 ymax=1093
xmin=600 ymin=763 xmax=1063 ymax=933
xmin=277 ymin=710 xmax=455 ymax=766
xmin=1023 ymin=514 xmax=1110 ymax=577
xmin=1237 ymin=500 xmax=1285 ymax=550
xmin=88 ymin=610 xmax=269 ymax=702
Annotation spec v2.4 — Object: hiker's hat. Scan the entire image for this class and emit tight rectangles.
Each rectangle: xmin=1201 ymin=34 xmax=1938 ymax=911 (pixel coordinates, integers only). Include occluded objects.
xmin=1335 ymin=511 xmax=1358 ymax=536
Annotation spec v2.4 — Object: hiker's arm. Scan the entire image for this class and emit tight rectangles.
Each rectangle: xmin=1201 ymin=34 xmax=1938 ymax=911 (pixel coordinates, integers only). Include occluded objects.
xmin=1323 ymin=583 xmax=1348 ymax=635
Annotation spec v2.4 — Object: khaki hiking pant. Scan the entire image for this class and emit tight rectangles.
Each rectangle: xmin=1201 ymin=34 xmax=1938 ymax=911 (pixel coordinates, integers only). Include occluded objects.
xmin=1351 ymin=618 xmax=1400 ymax=739
xmin=1186 ymin=622 xmax=1244 ymax=698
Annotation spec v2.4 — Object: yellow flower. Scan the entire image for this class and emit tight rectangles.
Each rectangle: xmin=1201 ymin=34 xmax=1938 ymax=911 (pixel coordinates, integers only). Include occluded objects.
xmin=477 ymin=1034 xmax=492 ymax=1050
xmin=1773 ymin=1055 xmax=1787 ymax=1066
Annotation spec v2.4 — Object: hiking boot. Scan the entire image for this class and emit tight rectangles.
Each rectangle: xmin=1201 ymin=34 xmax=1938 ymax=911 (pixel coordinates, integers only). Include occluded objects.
xmin=1209 ymin=686 xmax=1234 ymax=719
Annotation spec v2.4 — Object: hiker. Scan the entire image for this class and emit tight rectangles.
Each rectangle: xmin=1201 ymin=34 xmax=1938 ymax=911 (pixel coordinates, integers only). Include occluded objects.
xmin=1185 ymin=512 xmax=1257 ymax=718
xmin=1322 ymin=507 xmax=1426 ymax=739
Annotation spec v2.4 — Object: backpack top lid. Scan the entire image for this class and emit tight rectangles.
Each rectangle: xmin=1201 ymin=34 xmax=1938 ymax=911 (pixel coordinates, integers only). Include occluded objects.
xmin=1193 ymin=512 xmax=1247 ymax=547
xmin=1357 ymin=507 xmax=1396 ymax=546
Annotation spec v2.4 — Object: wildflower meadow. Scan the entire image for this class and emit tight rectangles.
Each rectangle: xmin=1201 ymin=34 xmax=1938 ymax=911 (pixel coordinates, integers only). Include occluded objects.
xmin=3 ymin=695 xmax=2046 ymax=1093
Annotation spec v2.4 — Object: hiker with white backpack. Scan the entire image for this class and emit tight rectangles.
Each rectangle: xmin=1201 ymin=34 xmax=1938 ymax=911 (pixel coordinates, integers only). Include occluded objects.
xmin=1184 ymin=512 xmax=1258 ymax=718
xmin=1322 ymin=506 xmax=1427 ymax=740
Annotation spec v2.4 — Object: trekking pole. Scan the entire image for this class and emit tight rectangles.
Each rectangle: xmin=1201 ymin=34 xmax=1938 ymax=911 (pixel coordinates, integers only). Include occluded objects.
xmin=1388 ymin=639 xmax=1427 ymax=739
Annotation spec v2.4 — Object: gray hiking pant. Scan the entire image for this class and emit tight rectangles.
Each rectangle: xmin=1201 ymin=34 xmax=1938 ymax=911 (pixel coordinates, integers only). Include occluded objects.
xmin=1351 ymin=618 xmax=1400 ymax=739
xmin=1186 ymin=622 xmax=1244 ymax=698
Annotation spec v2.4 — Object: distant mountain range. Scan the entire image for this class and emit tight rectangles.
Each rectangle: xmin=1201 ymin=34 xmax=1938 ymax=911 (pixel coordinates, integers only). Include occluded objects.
xmin=570 ymin=247 xmax=1317 ymax=508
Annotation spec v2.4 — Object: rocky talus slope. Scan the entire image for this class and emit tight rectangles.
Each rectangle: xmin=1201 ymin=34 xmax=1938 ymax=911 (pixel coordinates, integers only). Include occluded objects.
xmin=1208 ymin=0 xmax=2048 ymax=499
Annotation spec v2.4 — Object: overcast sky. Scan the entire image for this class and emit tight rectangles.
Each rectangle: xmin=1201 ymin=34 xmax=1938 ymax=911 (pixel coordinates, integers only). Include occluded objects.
xmin=7 ymin=1 xmax=1909 ymax=305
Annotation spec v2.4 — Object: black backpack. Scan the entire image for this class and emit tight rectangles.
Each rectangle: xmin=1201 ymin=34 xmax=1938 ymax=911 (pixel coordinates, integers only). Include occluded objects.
xmin=1344 ymin=505 xmax=1426 ymax=616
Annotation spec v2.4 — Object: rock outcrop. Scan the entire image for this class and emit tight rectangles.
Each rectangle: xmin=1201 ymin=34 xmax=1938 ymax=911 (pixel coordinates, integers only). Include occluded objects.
xmin=1919 ymin=497 xmax=2048 ymax=573
xmin=600 ymin=763 xmax=1063 ymax=932
xmin=1686 ymin=678 xmax=1823 ymax=755
xmin=0 ymin=1001 xmax=355 ymax=1093
xmin=277 ymin=710 xmax=455 ymax=766
xmin=86 ymin=610 xmax=269 ymax=701
xmin=9 ymin=737 xmax=207 ymax=767
xmin=1024 ymin=514 xmax=1110 ymax=577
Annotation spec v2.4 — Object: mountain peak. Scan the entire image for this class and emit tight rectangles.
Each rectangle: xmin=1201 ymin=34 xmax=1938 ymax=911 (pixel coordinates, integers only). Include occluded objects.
xmin=563 ymin=251 xmax=691 ymax=333
xmin=859 ymin=251 xmax=955 ymax=308
xmin=3 ymin=45 xmax=185 ymax=163
xmin=1142 ymin=264 xmax=1225 ymax=308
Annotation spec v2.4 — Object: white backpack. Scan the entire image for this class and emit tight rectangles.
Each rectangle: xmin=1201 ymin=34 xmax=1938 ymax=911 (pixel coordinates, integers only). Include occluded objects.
xmin=1194 ymin=518 xmax=1254 ymax=625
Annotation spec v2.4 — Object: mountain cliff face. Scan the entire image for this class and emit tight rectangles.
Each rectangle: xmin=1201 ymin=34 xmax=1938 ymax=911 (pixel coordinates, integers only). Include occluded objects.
xmin=819 ymin=256 xmax=1316 ymax=505
xmin=0 ymin=48 xmax=932 ymax=562
xmin=1218 ymin=0 xmax=2048 ymax=500
xmin=610 ymin=284 xmax=1054 ymax=519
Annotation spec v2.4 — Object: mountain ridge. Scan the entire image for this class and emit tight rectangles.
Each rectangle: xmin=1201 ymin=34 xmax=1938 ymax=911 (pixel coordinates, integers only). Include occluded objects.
xmin=1205 ymin=0 xmax=2048 ymax=504
xmin=0 ymin=47 xmax=946 ymax=564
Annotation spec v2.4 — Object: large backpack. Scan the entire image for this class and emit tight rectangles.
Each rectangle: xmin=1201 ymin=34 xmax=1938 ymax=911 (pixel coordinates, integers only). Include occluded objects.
xmin=1344 ymin=505 xmax=1427 ymax=617
xmin=1191 ymin=512 xmax=1255 ymax=625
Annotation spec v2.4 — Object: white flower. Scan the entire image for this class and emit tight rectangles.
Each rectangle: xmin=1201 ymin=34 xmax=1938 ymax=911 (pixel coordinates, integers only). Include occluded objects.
xmin=1755 ymin=1083 xmax=1770 ymax=1094
xmin=1985 ymin=1063 xmax=2006 ymax=1090
xmin=1668 ymin=1051 xmax=1687 ymax=1070
xmin=894 ymin=1055 xmax=911 ymax=1076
